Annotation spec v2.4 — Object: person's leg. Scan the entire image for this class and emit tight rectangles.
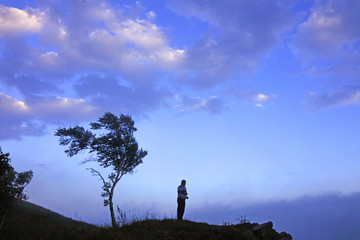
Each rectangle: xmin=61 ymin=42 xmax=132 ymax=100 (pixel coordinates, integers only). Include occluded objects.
xmin=177 ymin=198 xmax=180 ymax=220
xmin=177 ymin=198 xmax=182 ymax=220
xmin=181 ymin=199 xmax=186 ymax=219
xmin=177 ymin=198 xmax=185 ymax=220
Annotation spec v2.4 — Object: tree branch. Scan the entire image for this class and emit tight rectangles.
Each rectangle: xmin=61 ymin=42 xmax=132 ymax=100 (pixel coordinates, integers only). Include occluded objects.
xmin=86 ymin=168 xmax=110 ymax=194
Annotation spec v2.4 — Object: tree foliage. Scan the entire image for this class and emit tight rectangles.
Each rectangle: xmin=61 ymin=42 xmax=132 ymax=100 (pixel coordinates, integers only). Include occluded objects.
xmin=55 ymin=112 xmax=148 ymax=227
xmin=0 ymin=147 xmax=33 ymax=209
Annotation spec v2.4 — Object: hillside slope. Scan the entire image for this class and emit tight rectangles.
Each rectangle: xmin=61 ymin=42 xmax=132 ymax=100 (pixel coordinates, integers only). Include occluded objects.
xmin=1 ymin=201 xmax=292 ymax=240
xmin=1 ymin=201 xmax=99 ymax=240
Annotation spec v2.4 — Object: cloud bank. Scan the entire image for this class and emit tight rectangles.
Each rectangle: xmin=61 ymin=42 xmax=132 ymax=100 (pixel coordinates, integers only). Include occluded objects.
xmin=2 ymin=0 xmax=360 ymax=139
xmin=0 ymin=0 xmax=292 ymax=140
xmin=191 ymin=193 xmax=360 ymax=240
xmin=291 ymin=0 xmax=360 ymax=108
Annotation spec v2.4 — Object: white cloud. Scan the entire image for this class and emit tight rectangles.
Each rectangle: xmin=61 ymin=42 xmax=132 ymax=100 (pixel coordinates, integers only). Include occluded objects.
xmin=228 ymin=87 xmax=276 ymax=107
xmin=34 ymin=2 xmax=184 ymax=79
xmin=39 ymin=51 xmax=59 ymax=67
xmin=0 ymin=6 xmax=43 ymax=36
xmin=0 ymin=92 xmax=30 ymax=113
xmin=146 ymin=11 xmax=156 ymax=20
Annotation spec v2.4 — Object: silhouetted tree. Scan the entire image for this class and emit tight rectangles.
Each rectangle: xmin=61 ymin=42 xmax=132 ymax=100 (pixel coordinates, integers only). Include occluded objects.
xmin=0 ymin=147 xmax=33 ymax=210
xmin=55 ymin=112 xmax=148 ymax=228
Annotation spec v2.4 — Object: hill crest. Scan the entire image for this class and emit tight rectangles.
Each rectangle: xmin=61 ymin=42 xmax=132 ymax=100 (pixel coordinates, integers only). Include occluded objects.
xmin=1 ymin=201 xmax=292 ymax=240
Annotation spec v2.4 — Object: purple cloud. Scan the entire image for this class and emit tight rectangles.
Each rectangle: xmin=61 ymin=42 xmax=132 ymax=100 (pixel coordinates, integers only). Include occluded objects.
xmin=291 ymin=0 xmax=360 ymax=81
xmin=168 ymin=0 xmax=295 ymax=89
xmin=0 ymin=1 xmax=183 ymax=139
xmin=0 ymin=0 xmax=298 ymax=139
xmin=176 ymin=95 xmax=225 ymax=114
xmin=74 ymin=74 xmax=174 ymax=118
xmin=0 ymin=92 xmax=95 ymax=140
xmin=305 ymin=85 xmax=360 ymax=109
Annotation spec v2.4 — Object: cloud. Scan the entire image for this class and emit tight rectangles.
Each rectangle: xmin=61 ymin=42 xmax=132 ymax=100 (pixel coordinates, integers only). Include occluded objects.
xmin=0 ymin=6 xmax=43 ymax=36
xmin=0 ymin=92 xmax=30 ymax=113
xmin=228 ymin=87 xmax=276 ymax=107
xmin=190 ymin=192 xmax=360 ymax=240
xmin=305 ymin=85 xmax=360 ymax=109
xmin=176 ymin=95 xmax=225 ymax=114
xmin=0 ymin=93 xmax=95 ymax=140
xmin=74 ymin=74 xmax=173 ymax=117
xmin=45 ymin=1 xmax=183 ymax=74
xmin=0 ymin=1 xmax=184 ymax=85
xmin=168 ymin=0 xmax=294 ymax=89
xmin=0 ymin=0 xmax=295 ymax=139
xmin=0 ymin=1 xmax=183 ymax=139
xmin=288 ymin=0 xmax=360 ymax=107
xmin=291 ymin=0 xmax=360 ymax=80
xmin=293 ymin=0 xmax=360 ymax=56
xmin=0 ymin=93 xmax=44 ymax=140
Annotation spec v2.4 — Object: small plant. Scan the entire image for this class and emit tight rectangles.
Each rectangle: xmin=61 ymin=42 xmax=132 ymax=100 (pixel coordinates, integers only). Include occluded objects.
xmin=222 ymin=221 xmax=232 ymax=226
xmin=222 ymin=215 xmax=250 ymax=226
xmin=235 ymin=215 xmax=249 ymax=224
xmin=116 ymin=207 xmax=129 ymax=227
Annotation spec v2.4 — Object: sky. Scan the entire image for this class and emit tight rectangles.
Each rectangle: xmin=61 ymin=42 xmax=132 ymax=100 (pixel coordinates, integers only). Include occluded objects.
xmin=1 ymin=0 xmax=360 ymax=239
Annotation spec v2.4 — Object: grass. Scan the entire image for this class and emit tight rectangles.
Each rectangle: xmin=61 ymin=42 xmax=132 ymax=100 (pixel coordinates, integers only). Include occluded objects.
xmin=1 ymin=201 xmax=285 ymax=240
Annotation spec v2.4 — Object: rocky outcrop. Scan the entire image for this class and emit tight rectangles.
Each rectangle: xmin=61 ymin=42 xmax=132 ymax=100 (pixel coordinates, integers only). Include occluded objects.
xmin=278 ymin=231 xmax=293 ymax=240
xmin=243 ymin=222 xmax=292 ymax=240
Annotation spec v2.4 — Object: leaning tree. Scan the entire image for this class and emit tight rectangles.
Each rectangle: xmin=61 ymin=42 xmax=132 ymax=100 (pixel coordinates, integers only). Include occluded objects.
xmin=55 ymin=112 xmax=147 ymax=228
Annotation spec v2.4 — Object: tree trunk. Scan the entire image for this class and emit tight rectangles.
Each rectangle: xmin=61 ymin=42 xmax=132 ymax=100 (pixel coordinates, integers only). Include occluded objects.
xmin=109 ymin=169 xmax=122 ymax=228
xmin=109 ymin=195 xmax=117 ymax=228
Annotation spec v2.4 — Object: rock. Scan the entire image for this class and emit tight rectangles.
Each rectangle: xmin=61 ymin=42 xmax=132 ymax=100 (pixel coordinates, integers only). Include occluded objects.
xmin=241 ymin=230 xmax=257 ymax=240
xmin=250 ymin=222 xmax=278 ymax=240
xmin=251 ymin=222 xmax=273 ymax=232
xmin=278 ymin=231 xmax=293 ymax=240
xmin=251 ymin=222 xmax=273 ymax=238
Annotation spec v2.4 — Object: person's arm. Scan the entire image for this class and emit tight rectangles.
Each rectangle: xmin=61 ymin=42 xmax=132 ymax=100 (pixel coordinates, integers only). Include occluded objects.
xmin=178 ymin=187 xmax=188 ymax=198
xmin=178 ymin=190 xmax=187 ymax=195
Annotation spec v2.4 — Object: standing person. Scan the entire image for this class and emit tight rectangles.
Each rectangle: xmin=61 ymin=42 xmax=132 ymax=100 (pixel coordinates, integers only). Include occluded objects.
xmin=177 ymin=179 xmax=188 ymax=220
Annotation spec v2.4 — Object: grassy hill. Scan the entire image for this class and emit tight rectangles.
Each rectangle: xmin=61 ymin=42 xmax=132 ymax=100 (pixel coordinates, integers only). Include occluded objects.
xmin=1 ymin=201 xmax=99 ymax=240
xmin=0 ymin=201 xmax=292 ymax=240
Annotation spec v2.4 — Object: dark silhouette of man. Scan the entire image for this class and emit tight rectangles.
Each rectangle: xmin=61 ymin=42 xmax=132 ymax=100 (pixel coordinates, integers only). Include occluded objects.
xmin=177 ymin=179 xmax=188 ymax=220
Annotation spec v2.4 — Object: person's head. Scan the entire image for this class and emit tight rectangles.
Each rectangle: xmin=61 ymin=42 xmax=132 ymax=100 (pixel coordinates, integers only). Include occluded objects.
xmin=181 ymin=180 xmax=186 ymax=186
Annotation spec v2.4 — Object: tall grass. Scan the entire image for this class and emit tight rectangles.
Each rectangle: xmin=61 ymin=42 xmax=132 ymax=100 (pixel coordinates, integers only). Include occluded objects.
xmin=116 ymin=206 xmax=174 ymax=227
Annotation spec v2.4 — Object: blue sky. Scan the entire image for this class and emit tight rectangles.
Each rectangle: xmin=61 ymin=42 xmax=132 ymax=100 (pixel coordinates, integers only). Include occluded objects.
xmin=1 ymin=0 xmax=360 ymax=239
